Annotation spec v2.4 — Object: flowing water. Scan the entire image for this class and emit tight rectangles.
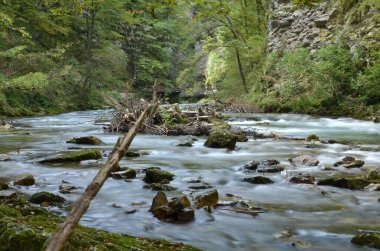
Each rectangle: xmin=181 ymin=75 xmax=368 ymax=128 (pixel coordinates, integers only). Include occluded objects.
xmin=1 ymin=110 xmax=380 ymax=251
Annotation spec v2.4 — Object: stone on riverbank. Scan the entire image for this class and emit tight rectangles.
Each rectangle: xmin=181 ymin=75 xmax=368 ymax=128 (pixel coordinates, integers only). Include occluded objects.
xmin=29 ymin=192 xmax=65 ymax=205
xmin=242 ymin=176 xmax=274 ymax=184
xmin=144 ymin=168 xmax=174 ymax=184
xmin=66 ymin=136 xmax=103 ymax=145
xmin=317 ymin=178 xmax=370 ymax=190
xmin=292 ymin=155 xmax=319 ymax=166
xmin=204 ymin=131 xmax=237 ymax=149
xmin=195 ymin=189 xmax=219 ymax=210
xmin=351 ymin=232 xmax=380 ymax=249
xmin=39 ymin=149 xmax=102 ymax=163
xmin=14 ymin=175 xmax=35 ymax=186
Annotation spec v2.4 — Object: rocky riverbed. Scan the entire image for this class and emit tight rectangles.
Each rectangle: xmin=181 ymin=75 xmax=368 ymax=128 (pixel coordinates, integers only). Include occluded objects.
xmin=1 ymin=109 xmax=380 ymax=250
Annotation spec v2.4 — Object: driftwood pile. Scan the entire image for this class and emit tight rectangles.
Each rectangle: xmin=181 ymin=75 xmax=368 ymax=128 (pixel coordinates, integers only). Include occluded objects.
xmin=105 ymin=100 xmax=222 ymax=136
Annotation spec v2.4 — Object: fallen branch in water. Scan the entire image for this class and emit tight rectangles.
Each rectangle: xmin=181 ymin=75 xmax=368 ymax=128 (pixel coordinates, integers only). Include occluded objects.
xmin=45 ymin=102 xmax=158 ymax=251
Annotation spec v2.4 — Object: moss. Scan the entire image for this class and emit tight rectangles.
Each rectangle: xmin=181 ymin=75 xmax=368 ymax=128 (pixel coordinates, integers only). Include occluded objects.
xmin=29 ymin=192 xmax=65 ymax=204
xmin=351 ymin=233 xmax=380 ymax=249
xmin=40 ymin=149 xmax=102 ymax=164
xmin=144 ymin=168 xmax=175 ymax=184
xmin=0 ymin=196 xmax=199 ymax=251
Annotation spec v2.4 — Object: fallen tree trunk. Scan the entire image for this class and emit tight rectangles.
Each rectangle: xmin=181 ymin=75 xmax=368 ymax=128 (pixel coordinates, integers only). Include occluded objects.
xmin=45 ymin=103 xmax=157 ymax=251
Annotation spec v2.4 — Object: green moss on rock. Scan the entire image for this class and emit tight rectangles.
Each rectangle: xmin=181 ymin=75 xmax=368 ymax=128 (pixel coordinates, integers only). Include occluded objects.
xmin=29 ymin=192 xmax=65 ymax=204
xmin=204 ymin=131 xmax=237 ymax=149
xmin=40 ymin=149 xmax=102 ymax=163
xmin=144 ymin=168 xmax=174 ymax=184
xmin=351 ymin=233 xmax=380 ymax=249
xmin=66 ymin=136 xmax=104 ymax=145
xmin=317 ymin=178 xmax=370 ymax=190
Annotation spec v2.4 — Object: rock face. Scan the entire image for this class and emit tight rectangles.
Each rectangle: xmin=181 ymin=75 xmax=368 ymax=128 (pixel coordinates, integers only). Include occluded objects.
xmin=14 ymin=175 xmax=35 ymax=186
xmin=267 ymin=0 xmax=378 ymax=53
xmin=195 ymin=189 xmax=219 ymax=210
xmin=66 ymin=136 xmax=103 ymax=145
xmin=204 ymin=131 xmax=237 ymax=149
xmin=144 ymin=168 xmax=174 ymax=184
xmin=39 ymin=149 xmax=102 ymax=163
xmin=292 ymin=155 xmax=319 ymax=166
xmin=29 ymin=192 xmax=65 ymax=204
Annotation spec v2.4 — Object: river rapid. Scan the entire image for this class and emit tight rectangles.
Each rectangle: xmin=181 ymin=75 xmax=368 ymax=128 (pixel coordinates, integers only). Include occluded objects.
xmin=1 ymin=109 xmax=380 ymax=251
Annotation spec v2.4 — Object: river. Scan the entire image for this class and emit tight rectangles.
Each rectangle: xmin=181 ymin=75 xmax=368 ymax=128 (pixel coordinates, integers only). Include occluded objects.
xmin=1 ymin=110 xmax=380 ymax=250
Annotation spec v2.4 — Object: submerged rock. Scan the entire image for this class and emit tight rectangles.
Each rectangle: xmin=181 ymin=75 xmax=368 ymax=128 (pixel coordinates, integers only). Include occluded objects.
xmin=143 ymin=184 xmax=176 ymax=191
xmin=292 ymin=155 xmax=319 ymax=166
xmin=204 ymin=131 xmax=237 ymax=149
xmin=289 ymin=174 xmax=315 ymax=184
xmin=144 ymin=168 xmax=174 ymax=184
xmin=125 ymin=151 xmax=141 ymax=157
xmin=351 ymin=232 xmax=380 ymax=249
xmin=66 ymin=136 xmax=103 ymax=145
xmin=242 ymin=176 xmax=274 ymax=184
xmin=317 ymin=178 xmax=370 ymax=190
xmin=195 ymin=189 xmax=219 ymax=210
xmin=29 ymin=192 xmax=65 ymax=204
xmin=39 ymin=149 xmax=102 ymax=163
xmin=14 ymin=175 xmax=35 ymax=186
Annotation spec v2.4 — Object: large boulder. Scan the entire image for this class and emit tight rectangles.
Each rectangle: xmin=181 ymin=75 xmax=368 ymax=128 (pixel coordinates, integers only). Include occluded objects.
xmin=14 ymin=175 xmax=35 ymax=186
xmin=29 ymin=192 xmax=65 ymax=204
xmin=39 ymin=149 xmax=102 ymax=163
xmin=204 ymin=131 xmax=237 ymax=149
xmin=195 ymin=189 xmax=219 ymax=210
xmin=144 ymin=168 xmax=174 ymax=184
xmin=292 ymin=155 xmax=319 ymax=166
xmin=317 ymin=178 xmax=370 ymax=190
xmin=66 ymin=136 xmax=103 ymax=145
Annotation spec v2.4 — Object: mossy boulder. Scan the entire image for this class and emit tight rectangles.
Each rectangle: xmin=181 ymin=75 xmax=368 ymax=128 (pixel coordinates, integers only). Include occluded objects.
xmin=204 ymin=131 xmax=237 ymax=149
xmin=242 ymin=176 xmax=274 ymax=184
xmin=351 ymin=233 xmax=380 ymax=249
xmin=317 ymin=178 xmax=370 ymax=190
xmin=66 ymin=136 xmax=103 ymax=145
xmin=29 ymin=192 xmax=65 ymax=204
xmin=40 ymin=149 xmax=102 ymax=164
xmin=144 ymin=168 xmax=174 ymax=184
xmin=14 ymin=175 xmax=35 ymax=186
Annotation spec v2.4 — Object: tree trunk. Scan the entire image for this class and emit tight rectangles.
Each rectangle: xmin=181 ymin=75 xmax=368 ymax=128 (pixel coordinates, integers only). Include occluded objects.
xmin=235 ymin=48 xmax=249 ymax=93
xmin=45 ymin=103 xmax=157 ymax=251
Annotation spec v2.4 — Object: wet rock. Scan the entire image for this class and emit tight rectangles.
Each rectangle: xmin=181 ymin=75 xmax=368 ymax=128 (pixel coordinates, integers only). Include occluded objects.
xmin=242 ymin=161 xmax=260 ymax=171
xmin=177 ymin=207 xmax=195 ymax=222
xmin=144 ymin=168 xmax=174 ymax=184
xmin=0 ymin=123 xmax=15 ymax=131
xmin=289 ymin=174 xmax=315 ymax=184
xmin=292 ymin=155 xmax=319 ymax=166
xmin=168 ymin=196 xmax=191 ymax=212
xmin=242 ymin=176 xmax=274 ymax=184
xmin=177 ymin=141 xmax=193 ymax=147
xmin=306 ymin=133 xmax=320 ymax=141
xmin=317 ymin=178 xmax=370 ymax=190
xmin=253 ymin=131 xmax=278 ymax=139
xmin=66 ymin=136 xmax=103 ymax=145
xmin=40 ymin=149 xmax=102 ymax=163
xmin=0 ymin=190 xmax=17 ymax=199
xmin=143 ymin=184 xmax=176 ymax=191
xmin=14 ymin=175 xmax=35 ymax=186
xmin=235 ymin=134 xmax=248 ymax=142
xmin=30 ymin=192 xmax=65 ymax=204
xmin=257 ymin=166 xmax=285 ymax=173
xmin=188 ymin=185 xmax=213 ymax=190
xmin=364 ymin=184 xmax=380 ymax=191
xmin=242 ymin=159 xmax=280 ymax=172
xmin=327 ymin=139 xmax=352 ymax=145
xmin=149 ymin=192 xmax=168 ymax=212
xmin=366 ymin=168 xmax=380 ymax=180
xmin=305 ymin=144 xmax=326 ymax=149
xmin=125 ymin=209 xmax=137 ymax=214
xmin=59 ymin=184 xmax=78 ymax=194
xmin=334 ymin=156 xmax=365 ymax=168
xmin=351 ymin=232 xmax=380 ymax=249
xmin=125 ymin=151 xmax=140 ymax=157
xmin=0 ymin=155 xmax=14 ymax=161
xmin=0 ymin=181 xmax=8 ymax=190
xmin=111 ymin=169 xmax=137 ymax=180
xmin=204 ymin=131 xmax=237 ymax=149
xmin=195 ymin=189 xmax=219 ymax=210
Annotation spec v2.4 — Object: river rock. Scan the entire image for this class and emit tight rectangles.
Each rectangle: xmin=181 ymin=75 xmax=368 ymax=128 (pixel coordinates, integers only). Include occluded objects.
xmin=149 ymin=192 xmax=193 ymax=222
xmin=111 ymin=169 xmax=137 ymax=179
xmin=243 ymin=161 xmax=260 ymax=170
xmin=306 ymin=133 xmax=320 ymax=141
xmin=0 ymin=190 xmax=17 ymax=199
xmin=289 ymin=174 xmax=315 ymax=184
xmin=366 ymin=168 xmax=380 ymax=180
xmin=242 ymin=159 xmax=281 ymax=172
xmin=143 ymin=183 xmax=176 ymax=191
xmin=144 ymin=168 xmax=174 ymax=184
xmin=39 ymin=149 xmax=102 ymax=163
xmin=30 ymin=192 xmax=65 ymax=204
xmin=125 ymin=151 xmax=140 ymax=157
xmin=149 ymin=192 xmax=168 ymax=212
xmin=168 ymin=196 xmax=191 ymax=212
xmin=195 ymin=189 xmax=219 ymax=210
xmin=351 ymin=232 xmax=380 ymax=249
xmin=257 ymin=166 xmax=285 ymax=173
xmin=242 ymin=176 xmax=274 ymax=184
xmin=204 ymin=131 xmax=237 ymax=149
xmin=364 ymin=183 xmax=380 ymax=191
xmin=59 ymin=184 xmax=78 ymax=194
xmin=292 ymin=155 xmax=319 ymax=166
xmin=14 ymin=175 xmax=35 ymax=186
xmin=177 ymin=141 xmax=193 ymax=147
xmin=66 ymin=136 xmax=103 ymax=145
xmin=0 ymin=155 xmax=14 ymax=161
xmin=177 ymin=207 xmax=195 ymax=222
xmin=0 ymin=123 xmax=14 ymax=131
xmin=317 ymin=178 xmax=370 ymax=190
xmin=334 ymin=156 xmax=365 ymax=168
